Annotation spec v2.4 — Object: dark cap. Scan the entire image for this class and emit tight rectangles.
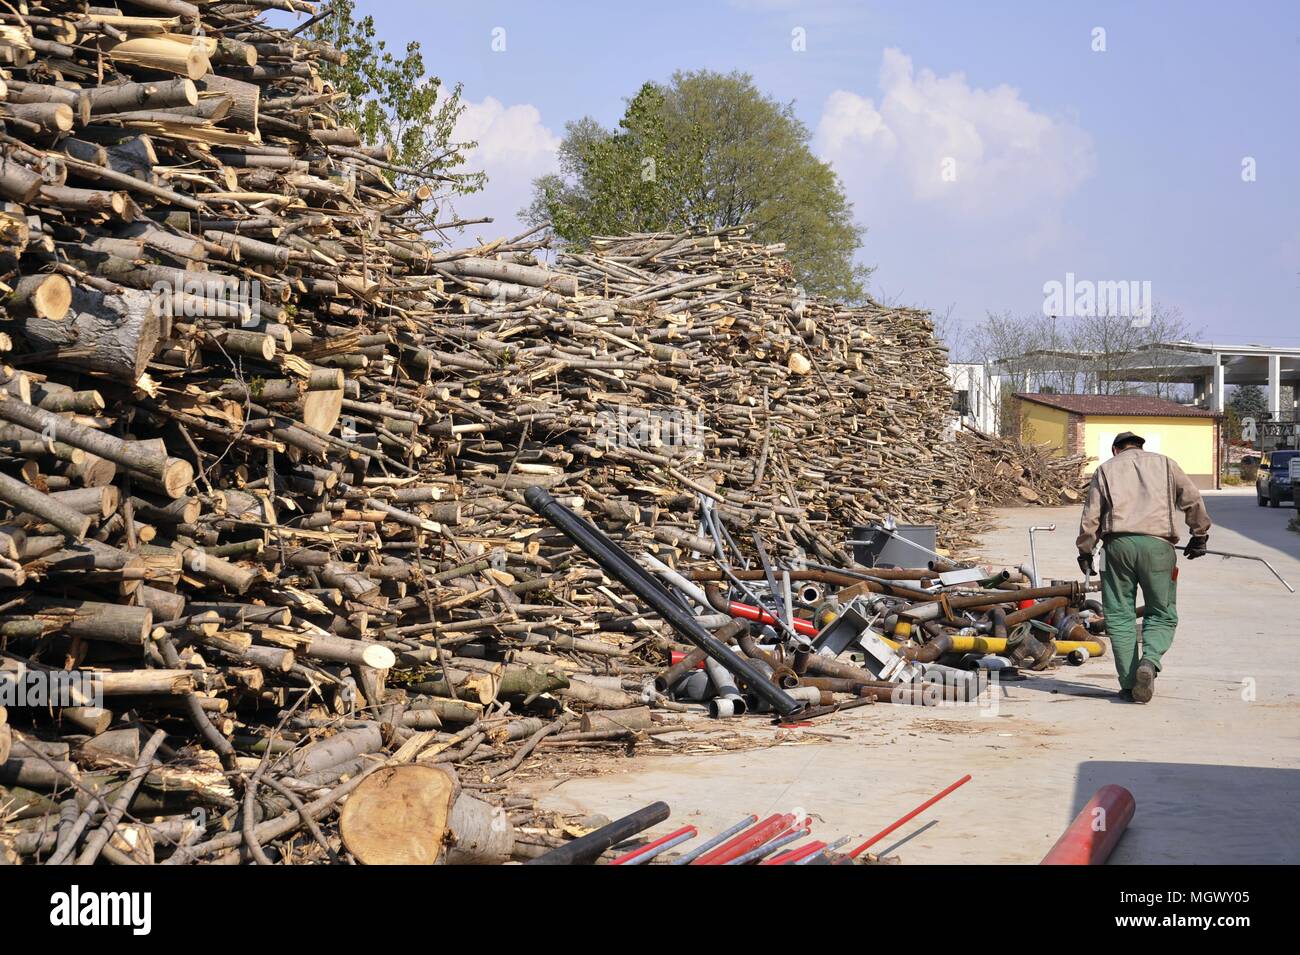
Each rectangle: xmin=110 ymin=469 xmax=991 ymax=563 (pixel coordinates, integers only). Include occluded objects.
xmin=1112 ymin=431 xmax=1145 ymax=448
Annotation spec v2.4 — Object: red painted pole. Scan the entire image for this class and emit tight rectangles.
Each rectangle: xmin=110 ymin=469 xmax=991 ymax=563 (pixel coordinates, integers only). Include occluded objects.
xmin=763 ymin=840 xmax=826 ymax=866
xmin=1040 ymin=784 xmax=1135 ymax=865
xmin=695 ymin=813 xmax=794 ymax=866
xmin=609 ymin=825 xmax=697 ymax=865
xmin=849 ymin=774 xmax=972 ymax=859
xmin=724 ymin=600 xmax=819 ymax=636
xmin=689 ymin=814 xmax=779 ymax=867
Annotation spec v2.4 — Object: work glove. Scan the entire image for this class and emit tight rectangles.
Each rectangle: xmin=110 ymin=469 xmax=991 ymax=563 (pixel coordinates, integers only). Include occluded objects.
xmin=1077 ymin=552 xmax=1095 ymax=577
xmin=1184 ymin=536 xmax=1209 ymax=560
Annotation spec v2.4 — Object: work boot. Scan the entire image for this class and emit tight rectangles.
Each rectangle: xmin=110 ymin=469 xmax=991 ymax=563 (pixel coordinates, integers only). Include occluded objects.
xmin=1117 ymin=688 xmax=1134 ymax=702
xmin=1131 ymin=660 xmax=1157 ymax=704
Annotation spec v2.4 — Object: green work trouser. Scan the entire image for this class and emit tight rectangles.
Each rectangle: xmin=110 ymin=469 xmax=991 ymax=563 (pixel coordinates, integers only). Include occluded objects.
xmin=1101 ymin=533 xmax=1179 ymax=689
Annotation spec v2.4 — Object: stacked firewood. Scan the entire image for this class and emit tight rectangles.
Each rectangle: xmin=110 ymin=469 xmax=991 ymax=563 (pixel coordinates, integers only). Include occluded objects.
xmin=955 ymin=429 xmax=1088 ymax=505
xmin=0 ymin=1 xmax=1061 ymax=865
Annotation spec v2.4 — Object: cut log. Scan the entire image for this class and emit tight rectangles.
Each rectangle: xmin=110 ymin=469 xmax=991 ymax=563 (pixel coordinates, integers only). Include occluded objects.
xmin=107 ymin=35 xmax=212 ymax=81
xmin=4 ymin=273 xmax=72 ymax=321
xmin=0 ymin=396 xmax=193 ymax=498
xmin=339 ymin=763 xmax=458 ymax=865
xmin=9 ymin=285 xmax=161 ymax=382
xmin=0 ymin=471 xmax=91 ymax=540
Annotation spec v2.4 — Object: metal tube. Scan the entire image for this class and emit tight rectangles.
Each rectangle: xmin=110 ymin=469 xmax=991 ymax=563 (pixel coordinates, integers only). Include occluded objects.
xmin=702 ymin=582 xmax=820 ymax=636
xmin=704 ymin=653 xmax=747 ymax=717
xmin=525 ymin=801 xmax=671 ymax=865
xmin=622 ymin=827 xmax=699 ymax=865
xmin=1027 ymin=524 xmax=1056 ymax=588
xmin=725 ymin=826 xmax=810 ymax=865
xmin=643 ymin=553 xmax=733 ymax=626
xmin=1040 ymin=784 xmax=1135 ymax=865
xmin=672 ymin=815 xmax=757 ymax=865
xmin=525 ymin=486 xmax=801 ymax=717
xmin=656 ymin=619 xmax=748 ymax=692
xmin=1004 ymin=596 xmax=1070 ymax=627
xmin=694 ymin=813 xmax=791 ymax=866
xmin=1199 ymin=548 xmax=1295 ymax=593
xmin=765 ymin=840 xmax=825 ymax=866
xmin=796 ymin=836 xmax=851 ymax=865
xmin=903 ymin=584 xmax=1083 ymax=623
xmin=849 ymin=775 xmax=972 ymax=858
xmin=611 ymin=824 xmax=698 ymax=865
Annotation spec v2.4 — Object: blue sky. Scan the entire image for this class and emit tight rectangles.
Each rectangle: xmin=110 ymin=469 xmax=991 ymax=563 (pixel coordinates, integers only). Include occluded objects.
xmin=355 ymin=0 xmax=1299 ymax=346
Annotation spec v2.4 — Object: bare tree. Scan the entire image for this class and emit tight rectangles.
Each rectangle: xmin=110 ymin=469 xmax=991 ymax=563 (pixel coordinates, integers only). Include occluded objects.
xmin=970 ymin=303 xmax=1201 ymax=405
xmin=1071 ymin=303 xmax=1199 ymax=398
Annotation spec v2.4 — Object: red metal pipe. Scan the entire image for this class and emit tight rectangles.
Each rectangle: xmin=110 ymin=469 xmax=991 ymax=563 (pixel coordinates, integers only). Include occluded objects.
xmin=725 ymin=600 xmax=819 ymax=636
xmin=763 ymin=839 xmax=826 ymax=866
xmin=609 ymin=825 xmax=697 ymax=865
xmin=1040 ymin=784 xmax=1135 ymax=865
xmin=689 ymin=814 xmax=780 ymax=867
xmin=695 ymin=813 xmax=794 ymax=866
xmin=849 ymin=775 xmax=972 ymax=858
xmin=669 ymin=650 xmax=706 ymax=668
xmin=707 ymin=814 xmax=796 ymax=866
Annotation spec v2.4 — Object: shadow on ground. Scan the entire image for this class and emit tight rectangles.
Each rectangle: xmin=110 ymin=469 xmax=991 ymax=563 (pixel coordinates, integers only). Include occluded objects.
xmin=1072 ymin=761 xmax=1300 ymax=864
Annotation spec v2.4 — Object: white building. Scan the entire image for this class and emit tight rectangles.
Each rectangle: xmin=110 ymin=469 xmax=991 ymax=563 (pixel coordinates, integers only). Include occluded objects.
xmin=947 ymin=362 xmax=1000 ymax=434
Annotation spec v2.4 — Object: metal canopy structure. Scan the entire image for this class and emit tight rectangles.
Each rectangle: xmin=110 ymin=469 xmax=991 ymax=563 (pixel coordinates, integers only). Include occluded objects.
xmin=997 ymin=341 xmax=1300 ymax=418
xmin=1113 ymin=342 xmax=1300 ymax=416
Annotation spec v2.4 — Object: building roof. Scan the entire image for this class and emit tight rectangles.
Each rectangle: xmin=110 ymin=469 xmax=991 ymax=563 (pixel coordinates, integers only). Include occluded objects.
xmin=1014 ymin=393 xmax=1221 ymax=418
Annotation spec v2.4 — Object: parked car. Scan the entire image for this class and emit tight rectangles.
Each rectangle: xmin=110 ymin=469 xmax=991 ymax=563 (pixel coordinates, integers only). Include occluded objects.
xmin=1256 ymin=449 xmax=1299 ymax=507
xmin=1292 ymin=457 xmax=1300 ymax=509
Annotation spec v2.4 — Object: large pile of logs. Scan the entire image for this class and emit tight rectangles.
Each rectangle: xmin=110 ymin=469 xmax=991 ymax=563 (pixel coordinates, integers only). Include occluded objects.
xmin=955 ymin=430 xmax=1087 ymax=506
xmin=0 ymin=1 xmax=1060 ymax=865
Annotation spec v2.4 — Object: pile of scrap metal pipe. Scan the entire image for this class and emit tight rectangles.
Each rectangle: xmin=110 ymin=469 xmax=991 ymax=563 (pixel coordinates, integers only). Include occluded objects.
xmin=637 ymin=557 xmax=1110 ymax=717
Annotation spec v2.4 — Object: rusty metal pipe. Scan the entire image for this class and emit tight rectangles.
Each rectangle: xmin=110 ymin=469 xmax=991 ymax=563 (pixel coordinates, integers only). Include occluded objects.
xmin=1004 ymin=596 xmax=1069 ymax=627
xmin=797 ymin=675 xmax=871 ymax=693
xmin=771 ymin=665 xmax=801 ymax=690
xmin=990 ymin=608 xmax=1008 ymax=639
xmin=902 ymin=583 xmax=1084 ymax=622
xmin=688 ymin=567 xmax=931 ymax=583
xmin=802 ymin=652 xmax=879 ymax=684
xmin=656 ymin=619 xmax=748 ymax=692
xmin=735 ymin=624 xmax=782 ymax=665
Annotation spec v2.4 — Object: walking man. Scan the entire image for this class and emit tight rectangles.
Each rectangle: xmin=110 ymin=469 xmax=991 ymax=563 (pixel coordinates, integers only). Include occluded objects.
xmin=1076 ymin=431 xmax=1212 ymax=702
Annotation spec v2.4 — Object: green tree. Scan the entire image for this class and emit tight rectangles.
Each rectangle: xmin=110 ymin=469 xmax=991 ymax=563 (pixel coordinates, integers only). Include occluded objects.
xmin=527 ymin=71 xmax=870 ymax=302
xmin=1228 ymin=384 xmax=1268 ymax=420
xmin=308 ymin=0 xmax=483 ymax=197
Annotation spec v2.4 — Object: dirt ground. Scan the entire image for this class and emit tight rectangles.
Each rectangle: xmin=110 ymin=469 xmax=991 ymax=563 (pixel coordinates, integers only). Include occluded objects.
xmin=521 ymin=490 xmax=1300 ymax=863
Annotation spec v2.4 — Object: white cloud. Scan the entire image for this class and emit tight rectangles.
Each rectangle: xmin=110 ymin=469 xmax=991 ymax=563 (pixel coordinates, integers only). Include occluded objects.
xmin=815 ymin=48 xmax=1094 ymax=222
xmin=448 ymin=97 xmax=560 ymax=238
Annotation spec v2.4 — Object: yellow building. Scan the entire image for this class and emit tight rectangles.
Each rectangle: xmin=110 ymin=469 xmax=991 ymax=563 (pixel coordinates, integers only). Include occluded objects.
xmin=1015 ymin=394 xmax=1221 ymax=489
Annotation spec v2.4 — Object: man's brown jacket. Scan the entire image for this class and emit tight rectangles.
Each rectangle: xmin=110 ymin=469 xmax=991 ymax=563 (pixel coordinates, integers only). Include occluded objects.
xmin=1076 ymin=447 xmax=1212 ymax=554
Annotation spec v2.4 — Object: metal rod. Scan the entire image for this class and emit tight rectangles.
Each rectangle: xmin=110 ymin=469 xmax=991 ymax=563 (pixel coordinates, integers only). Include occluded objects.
xmin=1198 ymin=547 xmax=1294 ymax=593
xmin=1027 ymin=524 xmax=1056 ymax=588
xmin=611 ymin=824 xmax=698 ymax=865
xmin=849 ymin=774 xmax=972 ymax=858
xmin=796 ymin=835 xmax=851 ymax=865
xmin=525 ymin=486 xmax=802 ymax=717
xmin=672 ymin=815 xmax=757 ymax=865
xmin=725 ymin=826 xmax=810 ymax=865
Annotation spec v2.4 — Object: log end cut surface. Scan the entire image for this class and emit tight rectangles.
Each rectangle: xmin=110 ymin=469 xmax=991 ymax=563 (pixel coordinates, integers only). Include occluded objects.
xmin=339 ymin=764 xmax=456 ymax=864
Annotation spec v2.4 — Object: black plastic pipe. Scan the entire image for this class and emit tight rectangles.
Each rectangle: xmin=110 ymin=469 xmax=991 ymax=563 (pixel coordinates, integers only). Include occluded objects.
xmin=525 ymin=801 xmax=671 ymax=865
xmin=525 ymin=486 xmax=802 ymax=717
